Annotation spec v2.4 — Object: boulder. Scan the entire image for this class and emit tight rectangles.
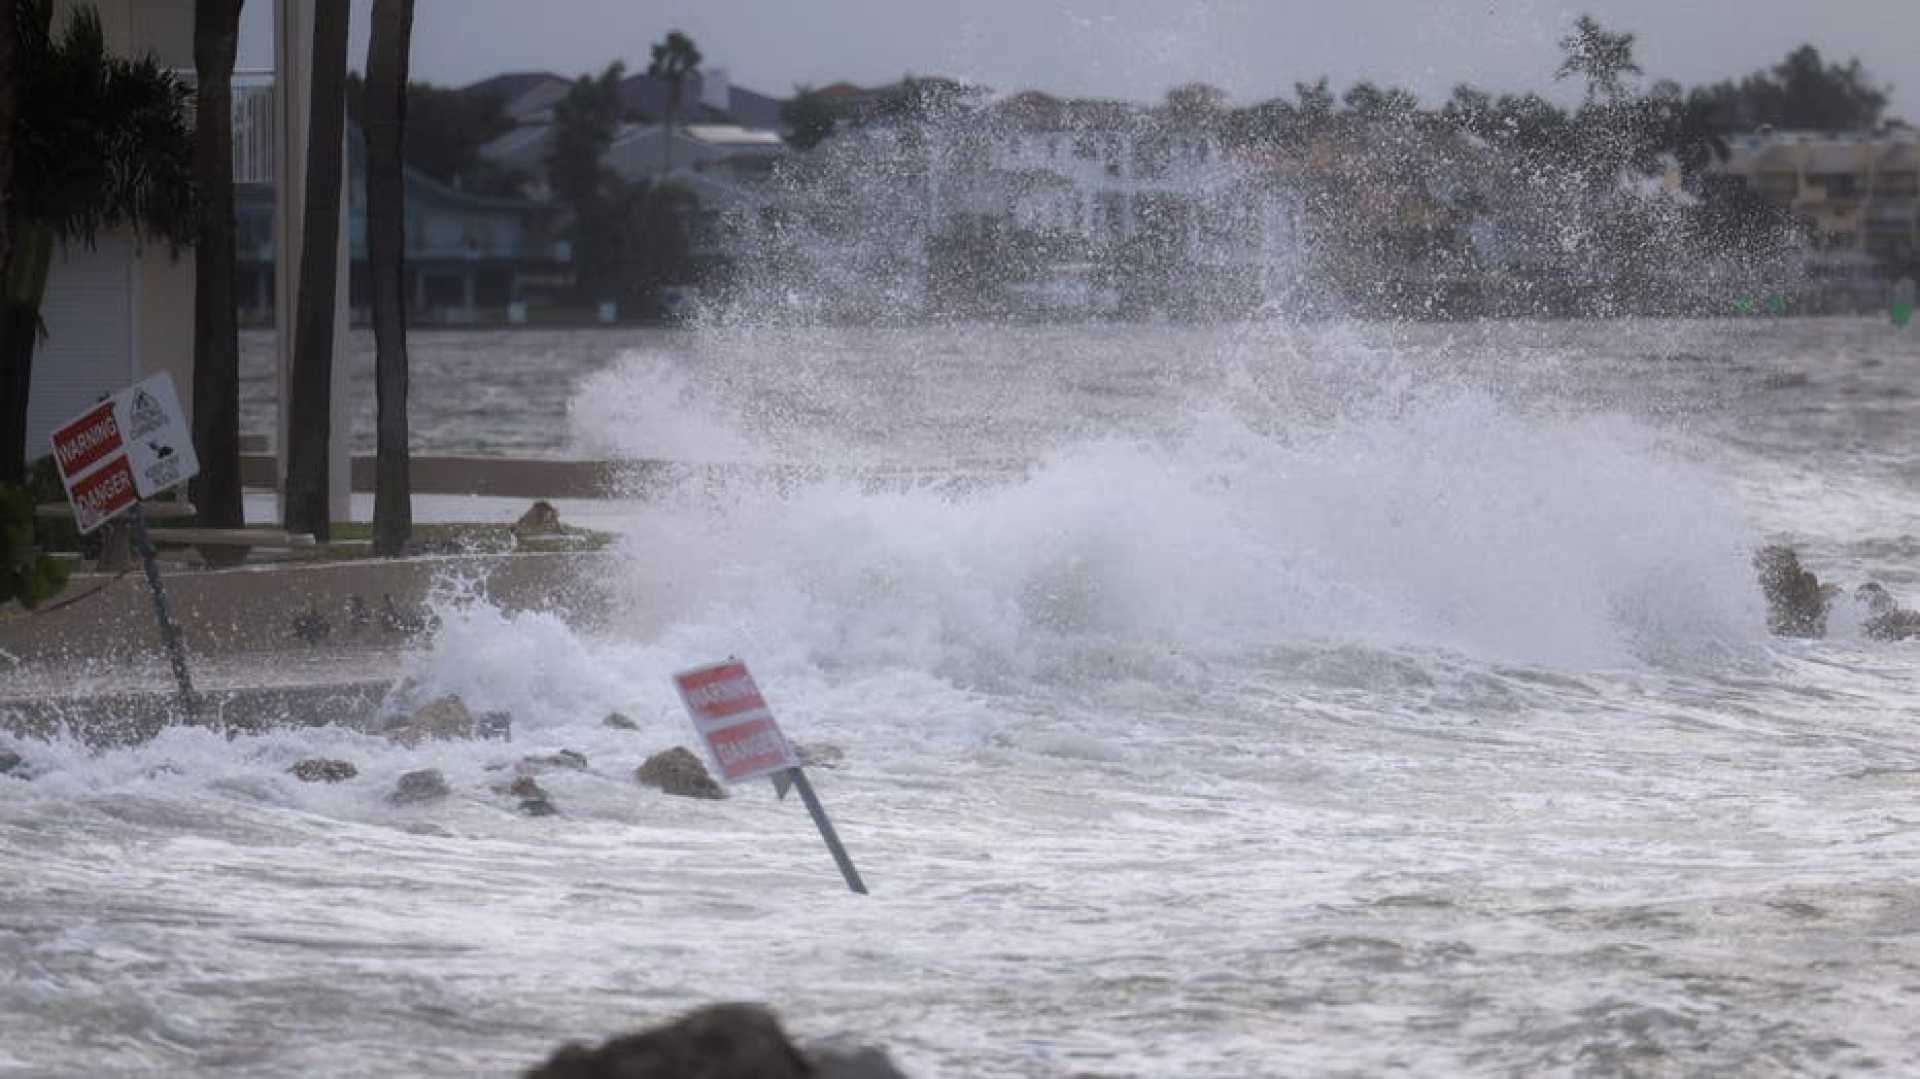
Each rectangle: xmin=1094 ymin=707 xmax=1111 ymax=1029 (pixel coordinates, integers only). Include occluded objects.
xmin=383 ymin=695 xmax=476 ymax=747
xmin=514 ymin=500 xmax=563 ymax=538
xmin=1856 ymin=583 xmax=1920 ymax=641
xmin=1754 ymin=545 xmax=1836 ymax=638
xmin=523 ymin=1004 xmax=807 ymax=1079
xmin=289 ymin=758 xmax=357 ymax=783
xmin=388 ymin=768 xmax=450 ymax=805
xmin=0 ymin=750 xmax=26 ymax=780
xmin=478 ymin=710 xmax=514 ymax=742
xmin=635 ymin=746 xmax=726 ymax=800
xmin=507 ymin=775 xmax=560 ymax=817
xmin=603 ymin=711 xmax=639 ymax=731
xmin=522 ymin=1004 xmax=908 ymax=1079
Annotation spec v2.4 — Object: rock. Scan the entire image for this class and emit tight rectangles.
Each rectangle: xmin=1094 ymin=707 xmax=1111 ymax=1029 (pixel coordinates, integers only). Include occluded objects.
xmin=603 ymin=711 xmax=639 ymax=731
xmin=1856 ymin=583 xmax=1920 ymax=641
xmin=514 ymin=500 xmax=563 ymax=538
xmin=1755 ymin=545 xmax=1836 ymax=638
xmin=797 ymin=742 xmax=847 ymax=769
xmin=524 ymin=1003 xmax=810 ymax=1079
xmin=288 ymin=758 xmax=357 ymax=783
xmin=383 ymin=695 xmax=476 ymax=747
xmin=517 ymin=749 xmax=588 ymax=774
xmin=0 ymin=750 xmax=26 ymax=780
xmin=388 ymin=768 xmax=450 ymax=805
xmin=381 ymin=593 xmax=432 ymax=636
xmin=811 ymin=1045 xmax=911 ymax=1079
xmin=506 ymin=775 xmax=560 ymax=817
xmin=635 ymin=746 xmax=726 ymax=800
xmin=478 ymin=710 xmax=514 ymax=742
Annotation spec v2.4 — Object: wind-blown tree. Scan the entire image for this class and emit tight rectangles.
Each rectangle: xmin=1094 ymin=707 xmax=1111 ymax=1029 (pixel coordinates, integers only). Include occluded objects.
xmin=647 ymin=29 xmax=701 ymax=174
xmin=366 ymin=0 xmax=413 ymax=556
xmin=1556 ymin=14 xmax=1642 ymax=104
xmin=780 ymin=85 xmax=839 ymax=151
xmin=548 ymin=62 xmax=623 ymax=304
xmin=1688 ymin=45 xmax=1890 ymax=133
xmin=191 ymin=0 xmax=245 ymax=531
xmin=282 ymin=0 xmax=348 ymax=540
xmin=2 ymin=0 xmax=197 ymax=484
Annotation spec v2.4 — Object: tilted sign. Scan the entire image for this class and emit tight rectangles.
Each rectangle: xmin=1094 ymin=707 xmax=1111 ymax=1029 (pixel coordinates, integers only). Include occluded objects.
xmin=673 ymin=659 xmax=801 ymax=783
xmin=50 ymin=373 xmax=199 ymax=533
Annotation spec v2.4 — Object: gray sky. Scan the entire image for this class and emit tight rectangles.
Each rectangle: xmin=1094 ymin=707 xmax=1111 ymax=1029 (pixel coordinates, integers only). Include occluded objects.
xmin=238 ymin=1 xmax=1919 ymax=121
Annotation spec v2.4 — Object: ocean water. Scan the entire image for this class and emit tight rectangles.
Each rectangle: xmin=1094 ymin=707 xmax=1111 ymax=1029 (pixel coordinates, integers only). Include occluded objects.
xmin=10 ymin=317 xmax=1920 ymax=1076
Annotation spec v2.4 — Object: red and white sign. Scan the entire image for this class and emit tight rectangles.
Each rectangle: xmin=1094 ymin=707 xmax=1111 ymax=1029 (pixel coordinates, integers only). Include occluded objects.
xmin=49 ymin=373 xmax=199 ymax=533
xmin=673 ymin=659 xmax=800 ymax=783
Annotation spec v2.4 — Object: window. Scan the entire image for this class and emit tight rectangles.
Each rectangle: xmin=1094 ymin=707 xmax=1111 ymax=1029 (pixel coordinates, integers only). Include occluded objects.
xmin=1810 ymin=173 xmax=1859 ymax=199
xmin=1875 ymin=171 xmax=1918 ymax=199
xmin=1755 ymin=172 xmax=1798 ymax=203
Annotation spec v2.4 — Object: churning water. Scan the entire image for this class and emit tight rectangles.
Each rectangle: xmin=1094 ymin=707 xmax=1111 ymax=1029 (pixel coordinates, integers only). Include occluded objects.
xmin=9 ymin=317 xmax=1920 ymax=1075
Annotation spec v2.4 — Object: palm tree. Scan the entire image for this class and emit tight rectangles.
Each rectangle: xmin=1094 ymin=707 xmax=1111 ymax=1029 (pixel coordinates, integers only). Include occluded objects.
xmin=282 ymin=0 xmax=349 ymax=540
xmin=191 ymin=0 xmax=246 ymax=531
xmin=365 ymin=0 xmax=414 ymax=556
xmin=2 ymin=0 xmax=197 ymax=484
xmin=647 ymin=30 xmax=701 ymax=176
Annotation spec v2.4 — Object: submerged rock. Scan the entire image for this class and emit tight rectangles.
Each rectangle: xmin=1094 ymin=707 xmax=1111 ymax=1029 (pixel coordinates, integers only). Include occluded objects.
xmin=388 ymin=768 xmax=450 ymax=805
xmin=524 ymin=1004 xmax=807 ymax=1079
xmin=517 ymin=749 xmax=588 ymax=774
xmin=288 ymin=758 xmax=357 ymax=783
xmin=603 ymin=711 xmax=639 ymax=731
xmin=1755 ymin=545 xmax=1834 ymax=638
xmin=522 ymin=1003 xmax=907 ymax=1079
xmin=477 ymin=710 xmax=514 ymax=742
xmin=507 ymin=775 xmax=560 ymax=817
xmin=798 ymin=742 xmax=847 ymax=770
xmin=635 ymin=746 xmax=726 ymax=800
xmin=383 ymin=695 xmax=476 ymax=747
xmin=1755 ymin=547 xmax=1920 ymax=642
xmin=0 ymin=750 xmax=26 ymax=780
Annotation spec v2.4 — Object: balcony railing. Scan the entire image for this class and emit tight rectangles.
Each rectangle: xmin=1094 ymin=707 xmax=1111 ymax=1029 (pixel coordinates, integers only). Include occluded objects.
xmin=232 ymin=72 xmax=276 ymax=186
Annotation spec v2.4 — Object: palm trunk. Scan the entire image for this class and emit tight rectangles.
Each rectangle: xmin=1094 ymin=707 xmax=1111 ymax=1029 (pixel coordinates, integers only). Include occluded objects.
xmin=365 ymin=0 xmax=412 ymax=556
xmin=283 ymin=0 xmax=349 ymax=540
xmin=0 ymin=0 xmax=19 ymax=482
xmin=191 ymin=0 xmax=245 ymax=528
xmin=0 ymin=221 xmax=49 ymax=486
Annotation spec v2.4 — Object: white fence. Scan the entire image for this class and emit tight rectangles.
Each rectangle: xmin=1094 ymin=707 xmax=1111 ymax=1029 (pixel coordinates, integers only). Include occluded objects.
xmin=232 ymin=73 xmax=277 ymax=186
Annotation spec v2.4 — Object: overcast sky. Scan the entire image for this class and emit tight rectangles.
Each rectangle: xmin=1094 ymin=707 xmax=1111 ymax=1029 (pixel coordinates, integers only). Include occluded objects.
xmin=238 ymin=1 xmax=1919 ymax=121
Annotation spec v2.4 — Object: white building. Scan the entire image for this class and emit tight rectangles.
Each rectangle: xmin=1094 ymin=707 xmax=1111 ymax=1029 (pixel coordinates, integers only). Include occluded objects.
xmin=27 ymin=0 xmax=353 ymax=518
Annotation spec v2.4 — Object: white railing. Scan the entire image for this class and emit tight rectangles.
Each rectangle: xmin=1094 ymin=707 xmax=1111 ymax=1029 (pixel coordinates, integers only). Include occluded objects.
xmin=232 ymin=72 xmax=277 ymax=185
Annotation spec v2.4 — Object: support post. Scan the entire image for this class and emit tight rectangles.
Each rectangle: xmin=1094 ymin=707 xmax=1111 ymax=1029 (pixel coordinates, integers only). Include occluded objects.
xmin=128 ymin=504 xmax=197 ymax=718
xmin=788 ymin=767 xmax=867 ymax=895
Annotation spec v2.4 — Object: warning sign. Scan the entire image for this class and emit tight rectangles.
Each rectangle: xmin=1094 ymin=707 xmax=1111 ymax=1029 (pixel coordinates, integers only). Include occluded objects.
xmin=673 ymin=660 xmax=800 ymax=783
xmin=66 ymin=454 xmax=139 ymax=533
xmin=49 ymin=372 xmax=199 ymax=532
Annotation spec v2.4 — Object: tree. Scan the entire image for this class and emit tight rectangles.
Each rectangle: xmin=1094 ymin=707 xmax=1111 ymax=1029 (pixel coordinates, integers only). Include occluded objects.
xmin=1556 ymin=15 xmax=1641 ymax=104
xmin=2 ymin=1 xmax=197 ymax=484
xmin=1688 ymin=45 xmax=1889 ymax=132
xmin=282 ymin=0 xmax=349 ymax=540
xmin=365 ymin=0 xmax=412 ymax=556
xmin=780 ymin=85 xmax=839 ymax=151
xmin=345 ymin=73 xmax=516 ymax=191
xmin=548 ymin=62 xmax=623 ymax=208
xmin=1164 ymin=82 xmax=1227 ymax=130
xmin=190 ymin=0 xmax=245 ymax=531
xmin=647 ymin=29 xmax=701 ymax=174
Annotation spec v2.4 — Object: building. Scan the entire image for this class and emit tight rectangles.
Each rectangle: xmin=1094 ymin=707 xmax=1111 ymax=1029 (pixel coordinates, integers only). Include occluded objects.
xmin=234 ymin=131 xmax=566 ymax=324
xmin=1713 ymin=128 xmax=1920 ymax=300
xmin=25 ymin=0 xmax=197 ymax=463
xmin=25 ymin=0 xmax=357 ymax=518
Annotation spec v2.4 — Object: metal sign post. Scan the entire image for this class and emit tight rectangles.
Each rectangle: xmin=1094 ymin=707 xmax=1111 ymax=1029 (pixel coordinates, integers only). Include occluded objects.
xmin=786 ymin=766 xmax=867 ymax=895
xmin=674 ymin=659 xmax=870 ymax=895
xmin=127 ymin=503 xmax=197 ymax=717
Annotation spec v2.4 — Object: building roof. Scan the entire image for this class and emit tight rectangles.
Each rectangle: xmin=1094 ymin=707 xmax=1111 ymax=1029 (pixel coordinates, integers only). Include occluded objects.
xmin=616 ymin=72 xmax=784 ymax=129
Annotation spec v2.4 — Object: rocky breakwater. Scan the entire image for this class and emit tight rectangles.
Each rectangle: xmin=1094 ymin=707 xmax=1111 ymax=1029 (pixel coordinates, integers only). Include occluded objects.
xmin=1755 ymin=545 xmax=1920 ymax=641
